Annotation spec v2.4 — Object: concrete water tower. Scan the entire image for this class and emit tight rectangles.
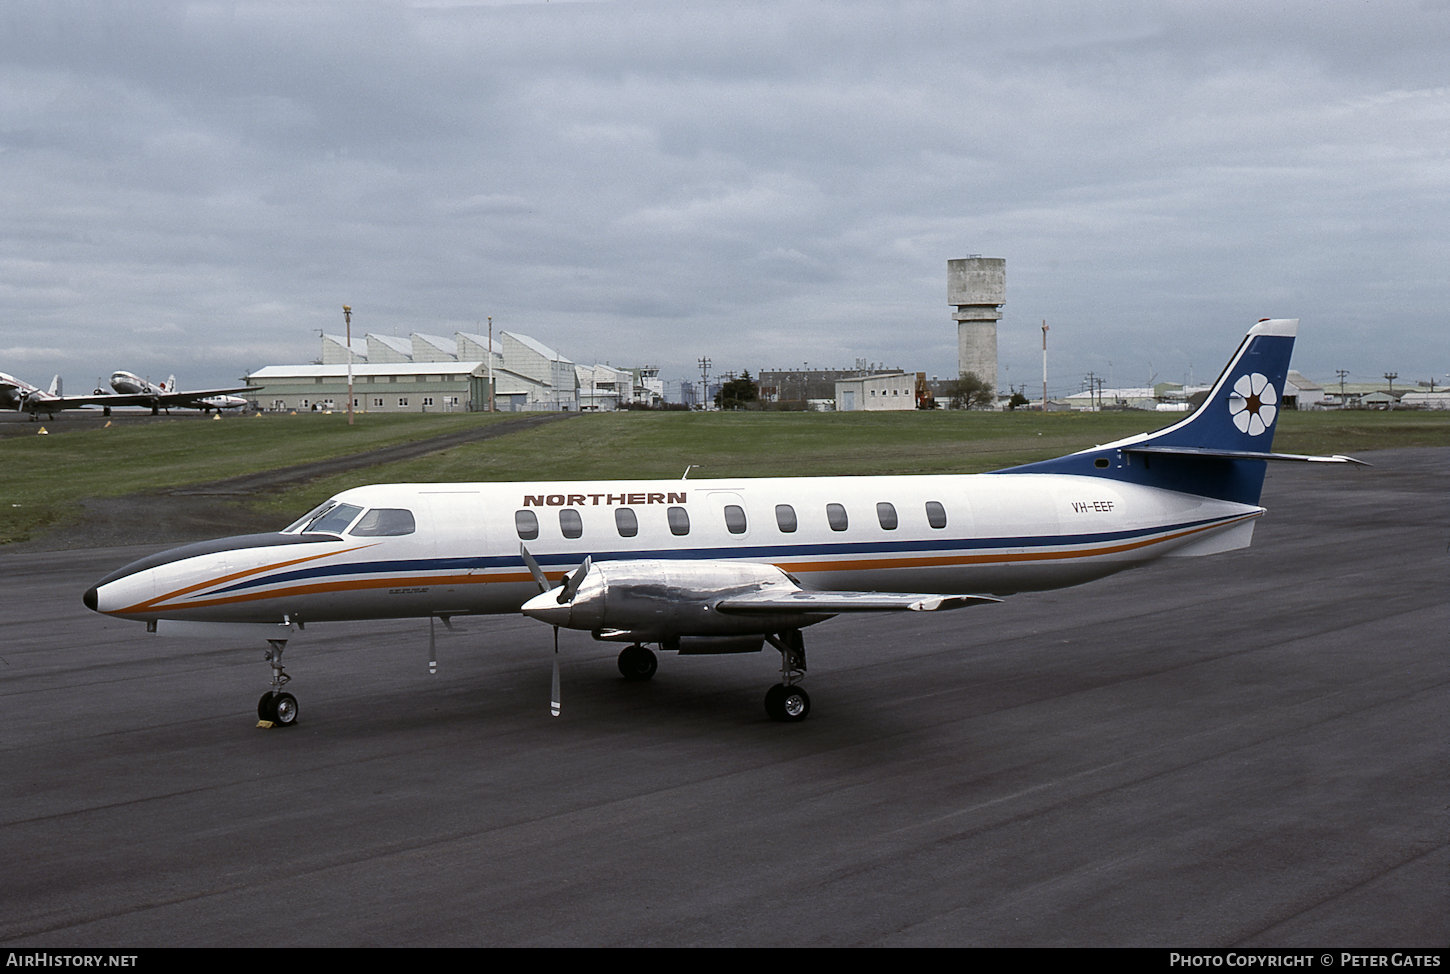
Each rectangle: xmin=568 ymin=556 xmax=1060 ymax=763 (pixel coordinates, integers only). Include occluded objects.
xmin=948 ymin=257 xmax=1005 ymax=393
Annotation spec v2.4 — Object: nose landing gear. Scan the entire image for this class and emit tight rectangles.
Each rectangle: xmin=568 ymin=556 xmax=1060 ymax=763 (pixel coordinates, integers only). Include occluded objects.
xmin=257 ymin=638 xmax=299 ymax=727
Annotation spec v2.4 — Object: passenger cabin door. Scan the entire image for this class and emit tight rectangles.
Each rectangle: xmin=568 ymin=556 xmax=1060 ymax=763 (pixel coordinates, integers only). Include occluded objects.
xmin=707 ymin=491 xmax=750 ymax=542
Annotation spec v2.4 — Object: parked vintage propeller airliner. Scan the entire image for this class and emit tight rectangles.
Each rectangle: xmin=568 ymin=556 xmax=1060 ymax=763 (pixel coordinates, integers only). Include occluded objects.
xmin=84 ymin=319 xmax=1360 ymax=724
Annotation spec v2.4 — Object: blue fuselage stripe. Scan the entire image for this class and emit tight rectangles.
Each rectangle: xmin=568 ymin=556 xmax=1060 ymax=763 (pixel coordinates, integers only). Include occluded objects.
xmin=209 ymin=513 xmax=1235 ymax=595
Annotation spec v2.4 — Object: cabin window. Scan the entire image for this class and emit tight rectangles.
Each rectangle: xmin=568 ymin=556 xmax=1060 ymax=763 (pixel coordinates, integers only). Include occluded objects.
xmin=876 ymin=502 xmax=898 ymax=531
xmin=723 ymin=504 xmax=747 ymax=535
xmin=559 ymin=509 xmax=583 ymax=539
xmin=775 ymin=504 xmax=797 ymax=533
xmin=350 ymin=508 xmax=417 ymax=537
xmin=667 ymin=506 xmax=690 ymax=536
xmin=826 ymin=503 xmax=848 ymax=532
xmin=615 ymin=508 xmax=638 ymax=538
xmin=305 ymin=503 xmax=364 ymax=535
xmin=515 ymin=510 xmax=539 ymax=540
xmin=925 ymin=501 xmax=948 ymax=529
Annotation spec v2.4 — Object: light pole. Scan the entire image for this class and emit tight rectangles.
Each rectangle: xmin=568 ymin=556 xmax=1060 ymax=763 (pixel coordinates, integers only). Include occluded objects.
xmin=343 ymin=305 xmax=354 ymax=426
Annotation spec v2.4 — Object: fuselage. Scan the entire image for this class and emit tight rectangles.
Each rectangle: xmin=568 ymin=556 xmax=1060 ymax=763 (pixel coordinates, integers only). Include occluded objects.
xmin=86 ymin=472 xmax=1263 ymax=626
xmin=109 ymin=371 xmax=160 ymax=396
xmin=0 ymin=372 xmax=54 ymax=414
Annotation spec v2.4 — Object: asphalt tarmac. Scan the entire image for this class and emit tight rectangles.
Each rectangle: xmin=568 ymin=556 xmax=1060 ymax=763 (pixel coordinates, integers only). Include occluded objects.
xmin=2 ymin=449 xmax=1445 ymax=947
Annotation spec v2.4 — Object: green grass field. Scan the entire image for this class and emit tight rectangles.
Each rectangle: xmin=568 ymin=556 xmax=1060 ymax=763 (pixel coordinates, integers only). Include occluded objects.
xmin=0 ymin=412 xmax=515 ymax=543
xmin=3 ymin=408 xmax=1445 ymax=544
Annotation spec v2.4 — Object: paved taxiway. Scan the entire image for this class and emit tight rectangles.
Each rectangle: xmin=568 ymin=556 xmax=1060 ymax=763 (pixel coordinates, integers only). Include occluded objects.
xmin=2 ymin=449 xmax=1445 ymax=947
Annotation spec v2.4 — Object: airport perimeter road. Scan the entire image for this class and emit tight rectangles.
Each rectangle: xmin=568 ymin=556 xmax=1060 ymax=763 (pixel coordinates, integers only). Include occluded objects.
xmin=1 ymin=450 xmax=1444 ymax=947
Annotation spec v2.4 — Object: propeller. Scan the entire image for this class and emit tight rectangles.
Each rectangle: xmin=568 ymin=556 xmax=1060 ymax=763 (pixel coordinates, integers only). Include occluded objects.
xmin=520 ymin=545 xmax=592 ymax=718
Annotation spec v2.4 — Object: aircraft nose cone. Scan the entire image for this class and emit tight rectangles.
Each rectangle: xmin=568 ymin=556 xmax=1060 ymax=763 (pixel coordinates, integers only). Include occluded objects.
xmin=521 ymin=589 xmax=572 ymax=627
xmin=83 ymin=585 xmax=99 ymax=612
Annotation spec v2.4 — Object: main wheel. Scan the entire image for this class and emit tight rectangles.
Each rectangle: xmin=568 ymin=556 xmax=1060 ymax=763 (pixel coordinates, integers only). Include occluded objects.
xmin=618 ymin=644 xmax=658 ymax=681
xmin=764 ymin=683 xmax=811 ymax=722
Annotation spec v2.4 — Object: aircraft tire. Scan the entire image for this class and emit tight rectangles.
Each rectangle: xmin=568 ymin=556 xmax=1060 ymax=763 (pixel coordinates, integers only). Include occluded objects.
xmin=618 ymin=645 xmax=658 ymax=682
xmin=271 ymin=693 xmax=299 ymax=727
xmin=258 ymin=691 xmax=300 ymax=727
xmin=765 ymin=684 xmax=810 ymax=723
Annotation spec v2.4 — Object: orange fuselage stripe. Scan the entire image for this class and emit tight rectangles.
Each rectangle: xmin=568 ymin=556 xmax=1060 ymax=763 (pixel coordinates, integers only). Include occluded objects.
xmin=114 ymin=512 xmax=1256 ymax=616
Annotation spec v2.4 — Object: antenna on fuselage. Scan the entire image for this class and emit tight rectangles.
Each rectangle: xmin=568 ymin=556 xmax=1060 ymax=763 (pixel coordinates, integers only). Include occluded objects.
xmin=682 ymin=464 xmax=699 ymax=480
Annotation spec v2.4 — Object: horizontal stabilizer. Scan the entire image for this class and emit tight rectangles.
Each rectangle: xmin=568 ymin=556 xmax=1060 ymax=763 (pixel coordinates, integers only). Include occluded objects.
xmin=1122 ymin=445 xmax=1370 ymax=465
xmin=717 ymin=591 xmax=1001 ymax=614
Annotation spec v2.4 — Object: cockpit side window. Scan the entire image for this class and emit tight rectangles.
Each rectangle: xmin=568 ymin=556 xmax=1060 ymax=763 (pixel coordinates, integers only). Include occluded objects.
xmin=350 ymin=508 xmax=417 ymax=537
xmin=303 ymin=503 xmax=364 ymax=535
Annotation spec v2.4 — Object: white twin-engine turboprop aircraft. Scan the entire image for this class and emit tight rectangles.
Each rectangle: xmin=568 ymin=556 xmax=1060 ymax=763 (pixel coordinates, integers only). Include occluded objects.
xmin=85 ymin=319 xmax=1361 ymax=725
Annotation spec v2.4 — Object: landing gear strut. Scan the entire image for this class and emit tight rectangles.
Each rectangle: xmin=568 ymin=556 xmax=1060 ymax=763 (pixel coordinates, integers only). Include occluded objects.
xmin=257 ymin=637 xmax=299 ymax=727
xmin=764 ymin=630 xmax=810 ymax=722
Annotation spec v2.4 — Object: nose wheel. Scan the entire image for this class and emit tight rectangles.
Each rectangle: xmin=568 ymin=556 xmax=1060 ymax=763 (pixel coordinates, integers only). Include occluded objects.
xmin=258 ymin=690 xmax=299 ymax=726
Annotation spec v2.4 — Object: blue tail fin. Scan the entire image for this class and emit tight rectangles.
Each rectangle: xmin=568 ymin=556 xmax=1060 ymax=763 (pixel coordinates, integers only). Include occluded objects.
xmin=996 ymin=319 xmax=1301 ymax=505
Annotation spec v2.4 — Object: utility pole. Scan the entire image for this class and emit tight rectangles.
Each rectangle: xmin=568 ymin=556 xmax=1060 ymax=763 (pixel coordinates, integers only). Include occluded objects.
xmin=698 ymin=356 xmax=711 ymax=410
xmin=487 ymin=316 xmax=495 ymax=412
xmin=1041 ymin=320 xmax=1049 ymax=409
xmin=342 ymin=305 xmax=354 ymax=426
xmin=1336 ymin=369 xmax=1349 ymax=408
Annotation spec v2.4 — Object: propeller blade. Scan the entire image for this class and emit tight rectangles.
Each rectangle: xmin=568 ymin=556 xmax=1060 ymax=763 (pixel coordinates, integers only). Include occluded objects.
xmin=550 ymin=626 xmax=561 ymax=717
xmin=519 ymin=544 xmax=549 ymax=593
xmin=557 ymin=556 xmax=592 ymax=604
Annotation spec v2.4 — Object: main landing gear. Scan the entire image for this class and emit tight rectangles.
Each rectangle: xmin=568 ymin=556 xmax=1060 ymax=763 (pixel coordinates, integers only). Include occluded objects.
xmin=257 ymin=637 xmax=299 ymax=727
xmin=613 ymin=632 xmax=813 ymax=723
xmin=617 ymin=643 xmax=658 ymax=681
xmin=764 ymin=630 xmax=810 ymax=722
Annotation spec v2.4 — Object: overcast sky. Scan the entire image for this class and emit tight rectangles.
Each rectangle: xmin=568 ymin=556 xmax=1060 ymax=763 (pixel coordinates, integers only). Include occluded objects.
xmin=2 ymin=0 xmax=1446 ymax=398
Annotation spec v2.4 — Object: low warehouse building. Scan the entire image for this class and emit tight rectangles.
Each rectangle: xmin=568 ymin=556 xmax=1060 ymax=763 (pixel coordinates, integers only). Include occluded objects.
xmin=244 ymin=362 xmax=485 ymax=413
xmin=835 ymin=373 xmax=920 ymax=411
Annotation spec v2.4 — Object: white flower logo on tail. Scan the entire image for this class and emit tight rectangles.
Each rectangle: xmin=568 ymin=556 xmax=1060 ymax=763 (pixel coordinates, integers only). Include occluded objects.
xmin=1228 ymin=372 xmax=1277 ymax=436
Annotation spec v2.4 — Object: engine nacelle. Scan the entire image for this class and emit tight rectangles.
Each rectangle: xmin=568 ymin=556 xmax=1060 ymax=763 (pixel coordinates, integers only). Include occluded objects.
xmin=521 ymin=560 xmax=826 ymax=638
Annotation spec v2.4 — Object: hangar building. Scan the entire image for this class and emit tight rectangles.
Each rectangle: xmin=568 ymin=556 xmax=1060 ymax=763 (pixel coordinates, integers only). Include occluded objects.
xmin=249 ymin=330 xmax=627 ymax=413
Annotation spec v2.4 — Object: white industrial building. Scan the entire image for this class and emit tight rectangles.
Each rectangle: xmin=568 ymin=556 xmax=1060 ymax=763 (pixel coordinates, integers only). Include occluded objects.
xmin=249 ymin=330 xmax=659 ymax=413
xmin=834 ymin=373 xmax=920 ymax=411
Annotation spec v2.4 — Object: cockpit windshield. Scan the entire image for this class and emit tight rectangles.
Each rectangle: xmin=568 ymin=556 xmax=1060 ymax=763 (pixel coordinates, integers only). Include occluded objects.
xmin=283 ymin=500 xmax=417 ymax=537
xmin=283 ymin=500 xmax=364 ymax=536
xmin=284 ymin=500 xmax=333 ymax=533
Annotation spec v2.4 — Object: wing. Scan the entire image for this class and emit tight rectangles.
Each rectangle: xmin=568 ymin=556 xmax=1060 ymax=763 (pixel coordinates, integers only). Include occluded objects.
xmin=151 ymin=385 xmax=263 ymax=406
xmin=716 ymin=590 xmax=1000 ymax=613
xmin=519 ymin=556 xmax=1001 ymax=636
